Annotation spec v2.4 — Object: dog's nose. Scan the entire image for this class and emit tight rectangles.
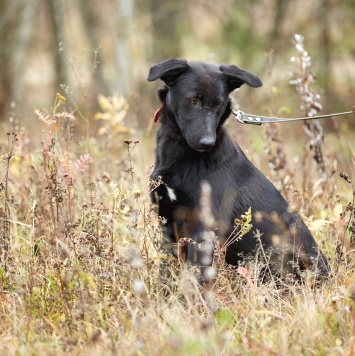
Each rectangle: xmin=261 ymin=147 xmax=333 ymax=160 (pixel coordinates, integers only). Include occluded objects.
xmin=199 ymin=137 xmax=215 ymax=149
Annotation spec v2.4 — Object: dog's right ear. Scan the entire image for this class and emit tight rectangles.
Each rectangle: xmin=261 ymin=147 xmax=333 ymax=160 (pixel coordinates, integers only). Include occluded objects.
xmin=147 ymin=58 xmax=188 ymax=86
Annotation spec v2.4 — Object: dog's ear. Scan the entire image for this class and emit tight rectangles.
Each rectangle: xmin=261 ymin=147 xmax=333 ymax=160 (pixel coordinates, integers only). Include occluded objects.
xmin=220 ymin=64 xmax=263 ymax=92
xmin=147 ymin=58 xmax=188 ymax=86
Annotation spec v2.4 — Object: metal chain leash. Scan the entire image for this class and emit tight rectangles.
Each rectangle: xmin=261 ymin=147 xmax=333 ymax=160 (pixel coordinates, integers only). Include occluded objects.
xmin=232 ymin=106 xmax=355 ymax=126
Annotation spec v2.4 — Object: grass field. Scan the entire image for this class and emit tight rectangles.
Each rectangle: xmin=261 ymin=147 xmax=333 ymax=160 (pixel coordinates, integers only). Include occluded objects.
xmin=1 ymin=44 xmax=355 ymax=354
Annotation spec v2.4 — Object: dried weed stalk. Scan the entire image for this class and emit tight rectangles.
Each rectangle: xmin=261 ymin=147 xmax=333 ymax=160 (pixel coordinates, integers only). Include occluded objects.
xmin=0 ymin=132 xmax=18 ymax=269
xmin=290 ymin=34 xmax=326 ymax=176
xmin=289 ymin=34 xmax=338 ymax=211
xmin=263 ymin=50 xmax=298 ymax=206
xmin=336 ymin=172 xmax=355 ymax=269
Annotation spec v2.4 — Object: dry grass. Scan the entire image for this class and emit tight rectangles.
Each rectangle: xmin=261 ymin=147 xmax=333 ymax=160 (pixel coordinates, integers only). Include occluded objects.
xmin=1 ymin=43 xmax=355 ymax=354
xmin=0 ymin=91 xmax=354 ymax=356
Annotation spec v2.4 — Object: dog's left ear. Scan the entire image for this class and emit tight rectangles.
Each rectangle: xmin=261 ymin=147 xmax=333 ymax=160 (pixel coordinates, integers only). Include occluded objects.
xmin=147 ymin=58 xmax=188 ymax=86
xmin=220 ymin=64 xmax=263 ymax=92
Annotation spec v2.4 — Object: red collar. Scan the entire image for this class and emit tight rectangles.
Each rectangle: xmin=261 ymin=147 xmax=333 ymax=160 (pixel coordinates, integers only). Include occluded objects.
xmin=154 ymin=107 xmax=162 ymax=123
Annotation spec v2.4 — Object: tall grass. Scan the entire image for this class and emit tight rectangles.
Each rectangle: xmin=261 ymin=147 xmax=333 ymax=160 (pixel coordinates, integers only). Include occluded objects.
xmin=0 ymin=39 xmax=355 ymax=355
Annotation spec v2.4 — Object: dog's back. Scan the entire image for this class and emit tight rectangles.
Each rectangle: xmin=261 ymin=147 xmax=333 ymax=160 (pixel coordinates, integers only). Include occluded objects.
xmin=148 ymin=58 xmax=330 ymax=281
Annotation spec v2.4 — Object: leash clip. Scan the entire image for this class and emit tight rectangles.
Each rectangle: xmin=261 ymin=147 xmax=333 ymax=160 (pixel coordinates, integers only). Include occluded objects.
xmin=232 ymin=109 xmax=245 ymax=124
xmin=232 ymin=109 xmax=263 ymax=125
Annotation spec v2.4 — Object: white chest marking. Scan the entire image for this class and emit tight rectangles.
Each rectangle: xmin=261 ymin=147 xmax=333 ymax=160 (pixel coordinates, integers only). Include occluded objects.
xmin=166 ymin=186 xmax=177 ymax=202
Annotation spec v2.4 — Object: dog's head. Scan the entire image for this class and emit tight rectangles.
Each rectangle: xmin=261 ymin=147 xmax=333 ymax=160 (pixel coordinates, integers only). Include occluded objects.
xmin=148 ymin=58 xmax=262 ymax=152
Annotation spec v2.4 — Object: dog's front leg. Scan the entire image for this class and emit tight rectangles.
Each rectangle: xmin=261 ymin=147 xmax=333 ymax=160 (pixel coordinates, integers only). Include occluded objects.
xmin=187 ymin=227 xmax=215 ymax=284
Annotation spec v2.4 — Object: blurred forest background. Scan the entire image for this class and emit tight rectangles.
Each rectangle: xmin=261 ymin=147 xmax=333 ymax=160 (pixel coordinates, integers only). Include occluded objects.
xmin=0 ymin=0 xmax=354 ymax=133
xmin=2 ymin=2 xmax=355 ymax=354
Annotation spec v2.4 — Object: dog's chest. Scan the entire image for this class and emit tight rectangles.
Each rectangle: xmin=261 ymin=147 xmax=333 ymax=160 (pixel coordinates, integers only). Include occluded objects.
xmin=151 ymin=174 xmax=196 ymax=208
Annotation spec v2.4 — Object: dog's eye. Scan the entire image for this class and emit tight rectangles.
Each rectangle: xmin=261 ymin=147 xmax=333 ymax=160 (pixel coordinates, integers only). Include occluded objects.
xmin=190 ymin=98 xmax=199 ymax=105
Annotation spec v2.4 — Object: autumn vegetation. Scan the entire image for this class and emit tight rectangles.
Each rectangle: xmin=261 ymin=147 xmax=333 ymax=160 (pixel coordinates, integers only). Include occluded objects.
xmin=1 ymin=2 xmax=355 ymax=355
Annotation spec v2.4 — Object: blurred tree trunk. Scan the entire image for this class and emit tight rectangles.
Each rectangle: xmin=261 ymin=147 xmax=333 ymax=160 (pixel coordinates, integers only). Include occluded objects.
xmin=222 ymin=2 xmax=256 ymax=68
xmin=147 ymin=0 xmax=184 ymax=59
xmin=318 ymin=0 xmax=332 ymax=112
xmin=115 ymin=0 xmax=133 ymax=95
xmin=270 ymin=0 xmax=289 ymax=49
xmin=47 ymin=0 xmax=68 ymax=89
xmin=79 ymin=0 xmax=106 ymax=96
xmin=12 ymin=0 xmax=38 ymax=103
xmin=0 ymin=1 xmax=18 ymax=114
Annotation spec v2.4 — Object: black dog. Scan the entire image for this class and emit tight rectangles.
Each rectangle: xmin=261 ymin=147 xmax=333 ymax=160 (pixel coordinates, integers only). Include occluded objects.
xmin=148 ymin=58 xmax=330 ymax=282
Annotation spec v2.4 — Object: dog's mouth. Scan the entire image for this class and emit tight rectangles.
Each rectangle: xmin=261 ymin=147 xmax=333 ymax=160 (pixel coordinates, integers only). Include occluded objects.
xmin=196 ymin=146 xmax=214 ymax=153
xmin=191 ymin=141 xmax=216 ymax=152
